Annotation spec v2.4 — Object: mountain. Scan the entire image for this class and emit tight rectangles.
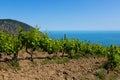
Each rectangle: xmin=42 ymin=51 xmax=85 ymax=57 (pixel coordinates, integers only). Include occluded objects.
xmin=0 ymin=19 xmax=34 ymax=34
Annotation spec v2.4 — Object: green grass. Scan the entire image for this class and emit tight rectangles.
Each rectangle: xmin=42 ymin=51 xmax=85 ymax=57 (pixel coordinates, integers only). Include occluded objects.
xmin=8 ymin=60 xmax=20 ymax=69
xmin=110 ymin=77 xmax=116 ymax=80
xmin=95 ymin=69 xmax=107 ymax=80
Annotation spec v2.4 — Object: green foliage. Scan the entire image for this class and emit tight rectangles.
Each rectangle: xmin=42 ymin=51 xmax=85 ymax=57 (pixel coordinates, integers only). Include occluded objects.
xmin=92 ymin=44 xmax=108 ymax=56
xmin=24 ymin=28 xmax=41 ymax=49
xmin=61 ymin=34 xmax=70 ymax=54
xmin=40 ymin=33 xmax=62 ymax=56
xmin=24 ymin=28 xmax=42 ymax=61
xmin=0 ymin=19 xmax=34 ymax=35
xmin=55 ymin=57 xmax=69 ymax=64
xmin=41 ymin=37 xmax=55 ymax=54
xmin=110 ymin=77 xmax=116 ymax=80
xmin=95 ymin=69 xmax=106 ymax=80
xmin=0 ymin=30 xmax=21 ymax=56
xmin=9 ymin=59 xmax=20 ymax=69
xmin=104 ymin=44 xmax=120 ymax=70
xmin=0 ymin=27 xmax=120 ymax=71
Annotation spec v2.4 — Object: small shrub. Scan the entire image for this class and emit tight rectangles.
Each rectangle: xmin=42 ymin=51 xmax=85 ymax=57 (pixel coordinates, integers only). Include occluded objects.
xmin=9 ymin=59 xmax=20 ymax=69
xmin=110 ymin=77 xmax=116 ymax=80
xmin=104 ymin=45 xmax=120 ymax=71
xmin=95 ymin=69 xmax=106 ymax=80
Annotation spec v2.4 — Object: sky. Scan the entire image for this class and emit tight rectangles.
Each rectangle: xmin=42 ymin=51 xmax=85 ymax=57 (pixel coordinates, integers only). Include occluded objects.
xmin=0 ymin=0 xmax=120 ymax=31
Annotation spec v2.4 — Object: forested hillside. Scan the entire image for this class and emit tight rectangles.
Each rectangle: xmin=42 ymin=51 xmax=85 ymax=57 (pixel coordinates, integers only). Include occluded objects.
xmin=0 ymin=19 xmax=34 ymax=34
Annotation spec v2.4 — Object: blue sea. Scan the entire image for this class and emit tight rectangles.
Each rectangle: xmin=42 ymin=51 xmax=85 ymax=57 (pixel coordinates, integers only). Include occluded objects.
xmin=43 ymin=31 xmax=120 ymax=46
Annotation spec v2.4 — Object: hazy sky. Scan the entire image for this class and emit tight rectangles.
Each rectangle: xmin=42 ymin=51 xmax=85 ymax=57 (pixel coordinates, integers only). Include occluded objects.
xmin=0 ymin=0 xmax=120 ymax=31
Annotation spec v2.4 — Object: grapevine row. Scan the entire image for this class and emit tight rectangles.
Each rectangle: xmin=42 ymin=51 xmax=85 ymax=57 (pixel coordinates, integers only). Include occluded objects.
xmin=0 ymin=27 xmax=120 ymax=70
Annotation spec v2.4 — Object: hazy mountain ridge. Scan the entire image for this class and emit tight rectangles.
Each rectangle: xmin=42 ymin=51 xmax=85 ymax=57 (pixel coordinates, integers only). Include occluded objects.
xmin=0 ymin=19 xmax=34 ymax=34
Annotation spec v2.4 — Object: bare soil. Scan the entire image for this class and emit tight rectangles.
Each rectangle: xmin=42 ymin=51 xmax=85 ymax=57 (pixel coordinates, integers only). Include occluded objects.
xmin=0 ymin=50 xmax=120 ymax=80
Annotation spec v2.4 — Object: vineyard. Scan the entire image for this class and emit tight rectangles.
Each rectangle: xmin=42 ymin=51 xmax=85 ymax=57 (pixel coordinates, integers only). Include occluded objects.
xmin=0 ymin=27 xmax=120 ymax=79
